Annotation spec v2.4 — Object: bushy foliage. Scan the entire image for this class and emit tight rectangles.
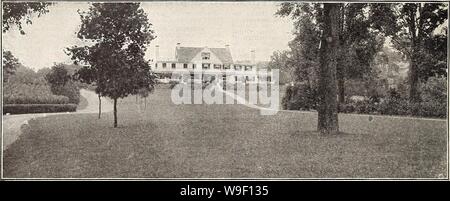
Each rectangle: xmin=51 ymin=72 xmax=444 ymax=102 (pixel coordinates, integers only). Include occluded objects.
xmin=49 ymin=81 xmax=80 ymax=104
xmin=2 ymin=50 xmax=20 ymax=82
xmin=342 ymin=88 xmax=446 ymax=118
xmin=3 ymin=104 xmax=76 ymax=114
xmin=420 ymin=75 xmax=447 ymax=104
xmin=45 ymin=64 xmax=81 ymax=104
xmin=285 ymin=85 xmax=447 ymax=118
xmin=3 ymin=83 xmax=69 ymax=104
xmin=377 ymin=90 xmax=411 ymax=116
xmin=45 ymin=64 xmax=70 ymax=87
xmin=3 ymin=65 xmax=71 ymax=104
xmin=2 ymin=2 xmax=52 ymax=34
xmin=282 ymin=82 xmax=317 ymax=110
xmin=3 ymin=64 xmax=80 ymax=105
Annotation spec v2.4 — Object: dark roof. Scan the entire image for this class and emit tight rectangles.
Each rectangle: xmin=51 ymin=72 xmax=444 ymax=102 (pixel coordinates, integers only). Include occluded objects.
xmin=175 ymin=47 xmax=203 ymax=63
xmin=175 ymin=47 xmax=233 ymax=64
xmin=210 ymin=48 xmax=233 ymax=64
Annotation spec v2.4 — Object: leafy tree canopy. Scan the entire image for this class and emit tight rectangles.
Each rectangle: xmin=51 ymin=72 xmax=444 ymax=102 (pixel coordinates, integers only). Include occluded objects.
xmin=67 ymin=3 xmax=157 ymax=99
xmin=2 ymin=50 xmax=20 ymax=82
xmin=2 ymin=2 xmax=52 ymax=34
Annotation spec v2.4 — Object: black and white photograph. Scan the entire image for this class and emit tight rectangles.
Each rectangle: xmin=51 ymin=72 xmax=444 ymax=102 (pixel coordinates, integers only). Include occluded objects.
xmin=1 ymin=0 xmax=448 ymax=191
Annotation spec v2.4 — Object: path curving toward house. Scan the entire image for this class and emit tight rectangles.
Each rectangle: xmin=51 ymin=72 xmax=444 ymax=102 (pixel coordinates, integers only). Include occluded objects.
xmin=2 ymin=89 xmax=113 ymax=151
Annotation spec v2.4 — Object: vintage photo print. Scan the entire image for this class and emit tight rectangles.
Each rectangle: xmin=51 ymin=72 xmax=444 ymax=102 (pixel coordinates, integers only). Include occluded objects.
xmin=1 ymin=1 xmax=448 ymax=181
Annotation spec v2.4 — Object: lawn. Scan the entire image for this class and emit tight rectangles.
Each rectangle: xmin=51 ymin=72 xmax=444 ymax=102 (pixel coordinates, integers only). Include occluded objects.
xmin=2 ymin=85 xmax=447 ymax=178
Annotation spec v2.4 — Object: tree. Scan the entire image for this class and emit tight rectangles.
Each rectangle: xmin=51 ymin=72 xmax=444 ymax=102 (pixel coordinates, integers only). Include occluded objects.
xmin=2 ymin=2 xmax=52 ymax=34
xmin=277 ymin=3 xmax=384 ymax=106
xmin=268 ymin=50 xmax=294 ymax=85
xmin=277 ymin=3 xmax=340 ymax=134
xmin=336 ymin=4 xmax=384 ymax=104
xmin=45 ymin=64 xmax=71 ymax=88
xmin=2 ymin=2 xmax=52 ymax=83
xmin=67 ymin=3 xmax=156 ymax=127
xmin=371 ymin=3 xmax=448 ymax=103
xmin=2 ymin=50 xmax=20 ymax=82
xmin=316 ymin=4 xmax=341 ymax=135
xmin=45 ymin=64 xmax=80 ymax=104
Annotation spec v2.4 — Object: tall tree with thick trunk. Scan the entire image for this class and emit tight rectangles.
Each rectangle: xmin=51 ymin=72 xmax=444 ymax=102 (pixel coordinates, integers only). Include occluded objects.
xmin=317 ymin=4 xmax=340 ymax=135
xmin=371 ymin=3 xmax=447 ymax=103
xmin=277 ymin=3 xmax=383 ymax=109
xmin=67 ymin=3 xmax=156 ymax=127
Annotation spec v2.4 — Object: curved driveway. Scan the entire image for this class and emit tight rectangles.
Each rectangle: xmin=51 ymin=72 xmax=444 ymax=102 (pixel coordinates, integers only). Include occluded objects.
xmin=2 ymin=89 xmax=112 ymax=150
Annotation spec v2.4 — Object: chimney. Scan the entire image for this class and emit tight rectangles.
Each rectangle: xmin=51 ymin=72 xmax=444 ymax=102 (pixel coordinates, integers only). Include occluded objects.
xmin=225 ymin=44 xmax=230 ymax=51
xmin=251 ymin=50 xmax=255 ymax=64
xmin=176 ymin=42 xmax=181 ymax=50
xmin=155 ymin=45 xmax=159 ymax=61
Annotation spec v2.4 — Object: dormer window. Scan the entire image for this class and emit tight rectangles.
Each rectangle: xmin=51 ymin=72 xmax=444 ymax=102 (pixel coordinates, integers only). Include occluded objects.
xmin=201 ymin=52 xmax=210 ymax=60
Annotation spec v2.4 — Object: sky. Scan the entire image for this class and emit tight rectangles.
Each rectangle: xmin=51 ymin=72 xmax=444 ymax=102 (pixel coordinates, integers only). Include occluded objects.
xmin=2 ymin=2 xmax=294 ymax=71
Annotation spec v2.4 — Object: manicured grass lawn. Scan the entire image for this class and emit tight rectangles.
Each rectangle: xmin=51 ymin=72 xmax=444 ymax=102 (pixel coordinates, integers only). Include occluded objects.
xmin=3 ymin=85 xmax=447 ymax=178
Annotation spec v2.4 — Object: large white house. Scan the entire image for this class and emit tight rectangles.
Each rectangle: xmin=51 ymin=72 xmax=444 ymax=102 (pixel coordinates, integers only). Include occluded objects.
xmin=152 ymin=43 xmax=271 ymax=83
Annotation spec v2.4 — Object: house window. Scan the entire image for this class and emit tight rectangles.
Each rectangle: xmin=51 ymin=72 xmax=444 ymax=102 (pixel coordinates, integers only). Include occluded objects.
xmin=162 ymin=63 xmax=167 ymax=68
xmin=183 ymin=63 xmax=188 ymax=69
xmin=234 ymin=65 xmax=241 ymax=70
xmin=223 ymin=64 xmax=230 ymax=70
xmin=214 ymin=64 xmax=221 ymax=69
xmin=172 ymin=63 xmax=176 ymax=68
xmin=193 ymin=64 xmax=196 ymax=69
xmin=245 ymin=66 xmax=252 ymax=71
xmin=155 ymin=63 xmax=158 ymax=68
xmin=202 ymin=63 xmax=210 ymax=69
xmin=201 ymin=52 xmax=210 ymax=60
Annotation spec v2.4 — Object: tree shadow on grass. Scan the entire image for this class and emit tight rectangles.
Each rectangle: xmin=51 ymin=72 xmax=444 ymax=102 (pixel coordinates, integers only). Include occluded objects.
xmin=290 ymin=130 xmax=357 ymax=138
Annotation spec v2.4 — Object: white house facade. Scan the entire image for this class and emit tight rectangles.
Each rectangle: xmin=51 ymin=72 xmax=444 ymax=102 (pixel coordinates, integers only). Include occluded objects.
xmin=152 ymin=43 xmax=272 ymax=83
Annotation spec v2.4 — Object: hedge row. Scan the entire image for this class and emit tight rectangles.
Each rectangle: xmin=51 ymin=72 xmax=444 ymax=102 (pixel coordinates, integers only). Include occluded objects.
xmin=4 ymin=94 xmax=70 ymax=104
xmin=3 ymin=104 xmax=77 ymax=114
xmin=340 ymin=100 xmax=447 ymax=119
xmin=3 ymin=83 xmax=70 ymax=104
xmin=282 ymin=83 xmax=447 ymax=119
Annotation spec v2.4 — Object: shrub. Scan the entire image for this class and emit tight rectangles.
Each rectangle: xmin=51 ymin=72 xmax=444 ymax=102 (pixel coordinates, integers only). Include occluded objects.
xmin=3 ymin=104 xmax=77 ymax=114
xmin=50 ymin=81 xmax=80 ymax=104
xmin=378 ymin=98 xmax=410 ymax=116
xmin=414 ymin=101 xmax=447 ymax=118
xmin=281 ymin=82 xmax=317 ymax=110
xmin=375 ymin=88 xmax=408 ymax=115
xmin=3 ymin=83 xmax=70 ymax=104
xmin=420 ymin=76 xmax=447 ymax=104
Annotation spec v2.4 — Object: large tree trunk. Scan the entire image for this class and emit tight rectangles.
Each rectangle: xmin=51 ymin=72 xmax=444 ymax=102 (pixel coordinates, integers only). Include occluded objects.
xmin=337 ymin=77 xmax=345 ymax=103
xmin=98 ymin=94 xmax=101 ymax=119
xmin=409 ymin=59 xmax=420 ymax=103
xmin=113 ymin=98 xmax=118 ymax=128
xmin=317 ymin=3 xmax=340 ymax=135
xmin=408 ymin=4 xmax=421 ymax=103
